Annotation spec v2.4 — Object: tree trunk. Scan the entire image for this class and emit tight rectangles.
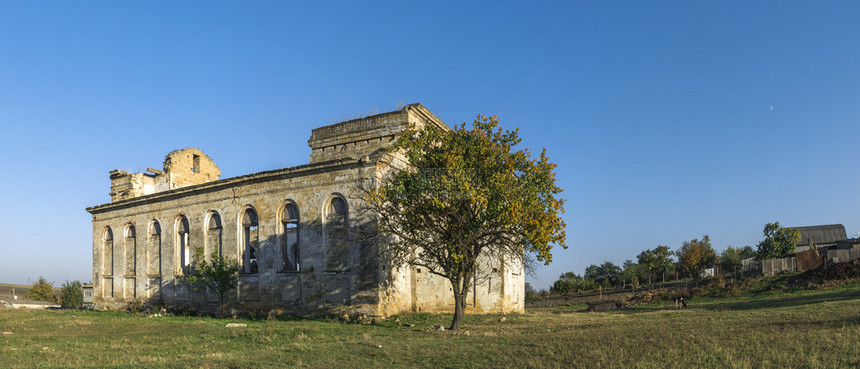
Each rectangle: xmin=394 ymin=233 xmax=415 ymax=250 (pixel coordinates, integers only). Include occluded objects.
xmin=218 ymin=293 xmax=225 ymax=318
xmin=451 ymin=292 xmax=467 ymax=330
xmin=449 ymin=275 xmax=469 ymax=330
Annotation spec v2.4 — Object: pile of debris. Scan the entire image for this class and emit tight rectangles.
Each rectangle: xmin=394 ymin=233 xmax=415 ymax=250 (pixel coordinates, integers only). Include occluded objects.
xmin=586 ymin=302 xmax=622 ymax=312
xmin=790 ymin=259 xmax=860 ymax=287
xmin=586 ymin=291 xmax=676 ymax=311
xmin=625 ymin=291 xmax=658 ymax=305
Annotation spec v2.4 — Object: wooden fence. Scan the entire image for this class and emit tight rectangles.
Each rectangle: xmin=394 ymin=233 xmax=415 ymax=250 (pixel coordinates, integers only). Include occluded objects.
xmin=760 ymin=248 xmax=860 ymax=277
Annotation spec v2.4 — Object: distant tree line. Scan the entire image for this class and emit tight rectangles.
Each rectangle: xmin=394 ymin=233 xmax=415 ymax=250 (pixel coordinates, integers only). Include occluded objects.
xmin=549 ymin=222 xmax=798 ymax=295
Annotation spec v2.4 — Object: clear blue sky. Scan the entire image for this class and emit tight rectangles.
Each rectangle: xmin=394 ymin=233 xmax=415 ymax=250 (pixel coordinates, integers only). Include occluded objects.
xmin=1 ymin=2 xmax=858 ymax=290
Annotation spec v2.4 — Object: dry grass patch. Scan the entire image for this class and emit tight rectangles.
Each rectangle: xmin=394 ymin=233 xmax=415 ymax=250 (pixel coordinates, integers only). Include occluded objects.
xmin=1 ymin=285 xmax=859 ymax=368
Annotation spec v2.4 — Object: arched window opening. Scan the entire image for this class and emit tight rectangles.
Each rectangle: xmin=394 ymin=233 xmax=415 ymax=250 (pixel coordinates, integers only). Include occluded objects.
xmin=325 ymin=196 xmax=348 ymax=271
xmin=103 ymin=227 xmax=114 ymax=298
xmin=207 ymin=212 xmax=223 ymax=258
xmin=328 ymin=197 xmax=347 ymax=217
xmin=281 ymin=203 xmax=300 ymax=272
xmin=103 ymin=228 xmax=114 ymax=275
xmin=148 ymin=221 xmax=162 ymax=276
xmin=125 ymin=224 xmax=136 ymax=275
xmin=177 ymin=216 xmax=190 ymax=273
xmin=242 ymin=209 xmax=259 ymax=274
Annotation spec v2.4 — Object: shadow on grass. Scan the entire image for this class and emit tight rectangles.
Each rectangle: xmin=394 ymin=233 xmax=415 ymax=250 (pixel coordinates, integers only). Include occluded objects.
xmin=612 ymin=287 xmax=860 ymax=314
xmin=700 ymin=288 xmax=860 ymax=311
xmin=757 ymin=313 xmax=860 ymax=332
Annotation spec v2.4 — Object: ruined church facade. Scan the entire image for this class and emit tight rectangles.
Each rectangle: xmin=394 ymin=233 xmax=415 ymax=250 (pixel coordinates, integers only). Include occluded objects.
xmin=86 ymin=104 xmax=525 ymax=316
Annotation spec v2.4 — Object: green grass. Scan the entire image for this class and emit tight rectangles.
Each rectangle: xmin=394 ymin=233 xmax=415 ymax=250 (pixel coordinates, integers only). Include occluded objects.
xmin=2 ymin=283 xmax=860 ymax=368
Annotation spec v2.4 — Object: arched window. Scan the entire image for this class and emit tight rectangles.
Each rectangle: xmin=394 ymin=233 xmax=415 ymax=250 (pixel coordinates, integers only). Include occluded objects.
xmin=242 ymin=208 xmax=259 ymax=274
xmin=325 ymin=196 xmax=348 ymax=271
xmin=148 ymin=221 xmax=161 ymax=276
xmin=329 ymin=197 xmax=347 ymax=216
xmin=125 ymin=224 xmax=136 ymax=275
xmin=207 ymin=211 xmax=222 ymax=258
xmin=281 ymin=203 xmax=300 ymax=272
xmin=177 ymin=216 xmax=190 ymax=273
xmin=124 ymin=224 xmax=137 ymax=298
xmin=103 ymin=227 xmax=114 ymax=275
xmin=103 ymin=227 xmax=114 ymax=298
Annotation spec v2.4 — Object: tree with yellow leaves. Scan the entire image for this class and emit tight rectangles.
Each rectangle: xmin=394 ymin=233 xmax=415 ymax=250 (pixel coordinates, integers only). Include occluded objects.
xmin=365 ymin=115 xmax=566 ymax=330
xmin=676 ymin=235 xmax=717 ymax=279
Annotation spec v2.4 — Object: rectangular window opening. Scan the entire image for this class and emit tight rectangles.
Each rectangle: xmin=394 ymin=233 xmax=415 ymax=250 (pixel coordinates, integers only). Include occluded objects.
xmin=192 ymin=155 xmax=200 ymax=173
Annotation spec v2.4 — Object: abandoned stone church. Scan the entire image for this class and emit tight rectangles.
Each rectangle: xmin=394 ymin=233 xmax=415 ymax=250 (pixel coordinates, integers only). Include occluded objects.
xmin=86 ymin=104 xmax=524 ymax=316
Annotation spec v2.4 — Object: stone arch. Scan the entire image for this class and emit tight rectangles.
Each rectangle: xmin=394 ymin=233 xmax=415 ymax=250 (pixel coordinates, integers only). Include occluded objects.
xmin=123 ymin=223 xmax=137 ymax=299
xmin=279 ymin=200 xmax=300 ymax=272
xmin=102 ymin=227 xmax=115 ymax=298
xmin=205 ymin=210 xmax=223 ymax=258
xmin=325 ymin=194 xmax=348 ymax=218
xmin=103 ymin=227 xmax=114 ymax=276
xmin=239 ymin=206 xmax=259 ymax=274
xmin=124 ymin=223 xmax=136 ymax=275
xmin=324 ymin=194 xmax=349 ymax=271
xmin=176 ymin=214 xmax=191 ymax=274
xmin=147 ymin=220 xmax=162 ymax=276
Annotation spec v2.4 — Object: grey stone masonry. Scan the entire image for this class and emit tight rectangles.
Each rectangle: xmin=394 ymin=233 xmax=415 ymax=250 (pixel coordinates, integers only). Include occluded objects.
xmin=86 ymin=103 xmax=524 ymax=316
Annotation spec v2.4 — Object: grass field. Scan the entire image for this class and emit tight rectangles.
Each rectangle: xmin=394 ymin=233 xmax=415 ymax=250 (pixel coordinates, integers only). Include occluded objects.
xmin=1 ymin=281 xmax=859 ymax=368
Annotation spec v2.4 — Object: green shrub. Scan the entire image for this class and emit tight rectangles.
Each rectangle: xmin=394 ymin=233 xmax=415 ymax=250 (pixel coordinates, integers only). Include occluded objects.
xmin=128 ymin=298 xmax=145 ymax=313
xmin=60 ymin=280 xmax=83 ymax=308
xmin=184 ymin=249 xmax=239 ymax=317
xmin=25 ymin=276 xmax=57 ymax=303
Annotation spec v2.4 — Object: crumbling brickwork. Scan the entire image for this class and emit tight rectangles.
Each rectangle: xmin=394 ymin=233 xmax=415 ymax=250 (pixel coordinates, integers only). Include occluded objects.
xmin=108 ymin=148 xmax=220 ymax=202
xmin=87 ymin=104 xmax=524 ymax=316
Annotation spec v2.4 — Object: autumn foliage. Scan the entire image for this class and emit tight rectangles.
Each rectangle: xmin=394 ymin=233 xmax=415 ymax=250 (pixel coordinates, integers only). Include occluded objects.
xmin=366 ymin=114 xmax=566 ymax=329
xmin=676 ymin=235 xmax=717 ymax=278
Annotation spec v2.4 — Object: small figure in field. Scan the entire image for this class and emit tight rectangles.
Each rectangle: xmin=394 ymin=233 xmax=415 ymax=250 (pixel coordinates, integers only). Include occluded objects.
xmin=675 ymin=297 xmax=687 ymax=309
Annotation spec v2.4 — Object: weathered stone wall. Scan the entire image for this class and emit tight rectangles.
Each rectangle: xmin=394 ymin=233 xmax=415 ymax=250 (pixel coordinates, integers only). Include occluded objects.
xmin=308 ymin=103 xmax=448 ymax=164
xmin=88 ymin=104 xmax=523 ymax=316
xmin=309 ymin=111 xmax=405 ymax=164
xmin=162 ymin=148 xmax=221 ymax=190
xmin=109 ymin=170 xmax=156 ymax=202
xmin=405 ymin=252 xmax=524 ymax=314
xmin=108 ymin=148 xmax=221 ymax=202
xmin=91 ymin=159 xmax=383 ymax=315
